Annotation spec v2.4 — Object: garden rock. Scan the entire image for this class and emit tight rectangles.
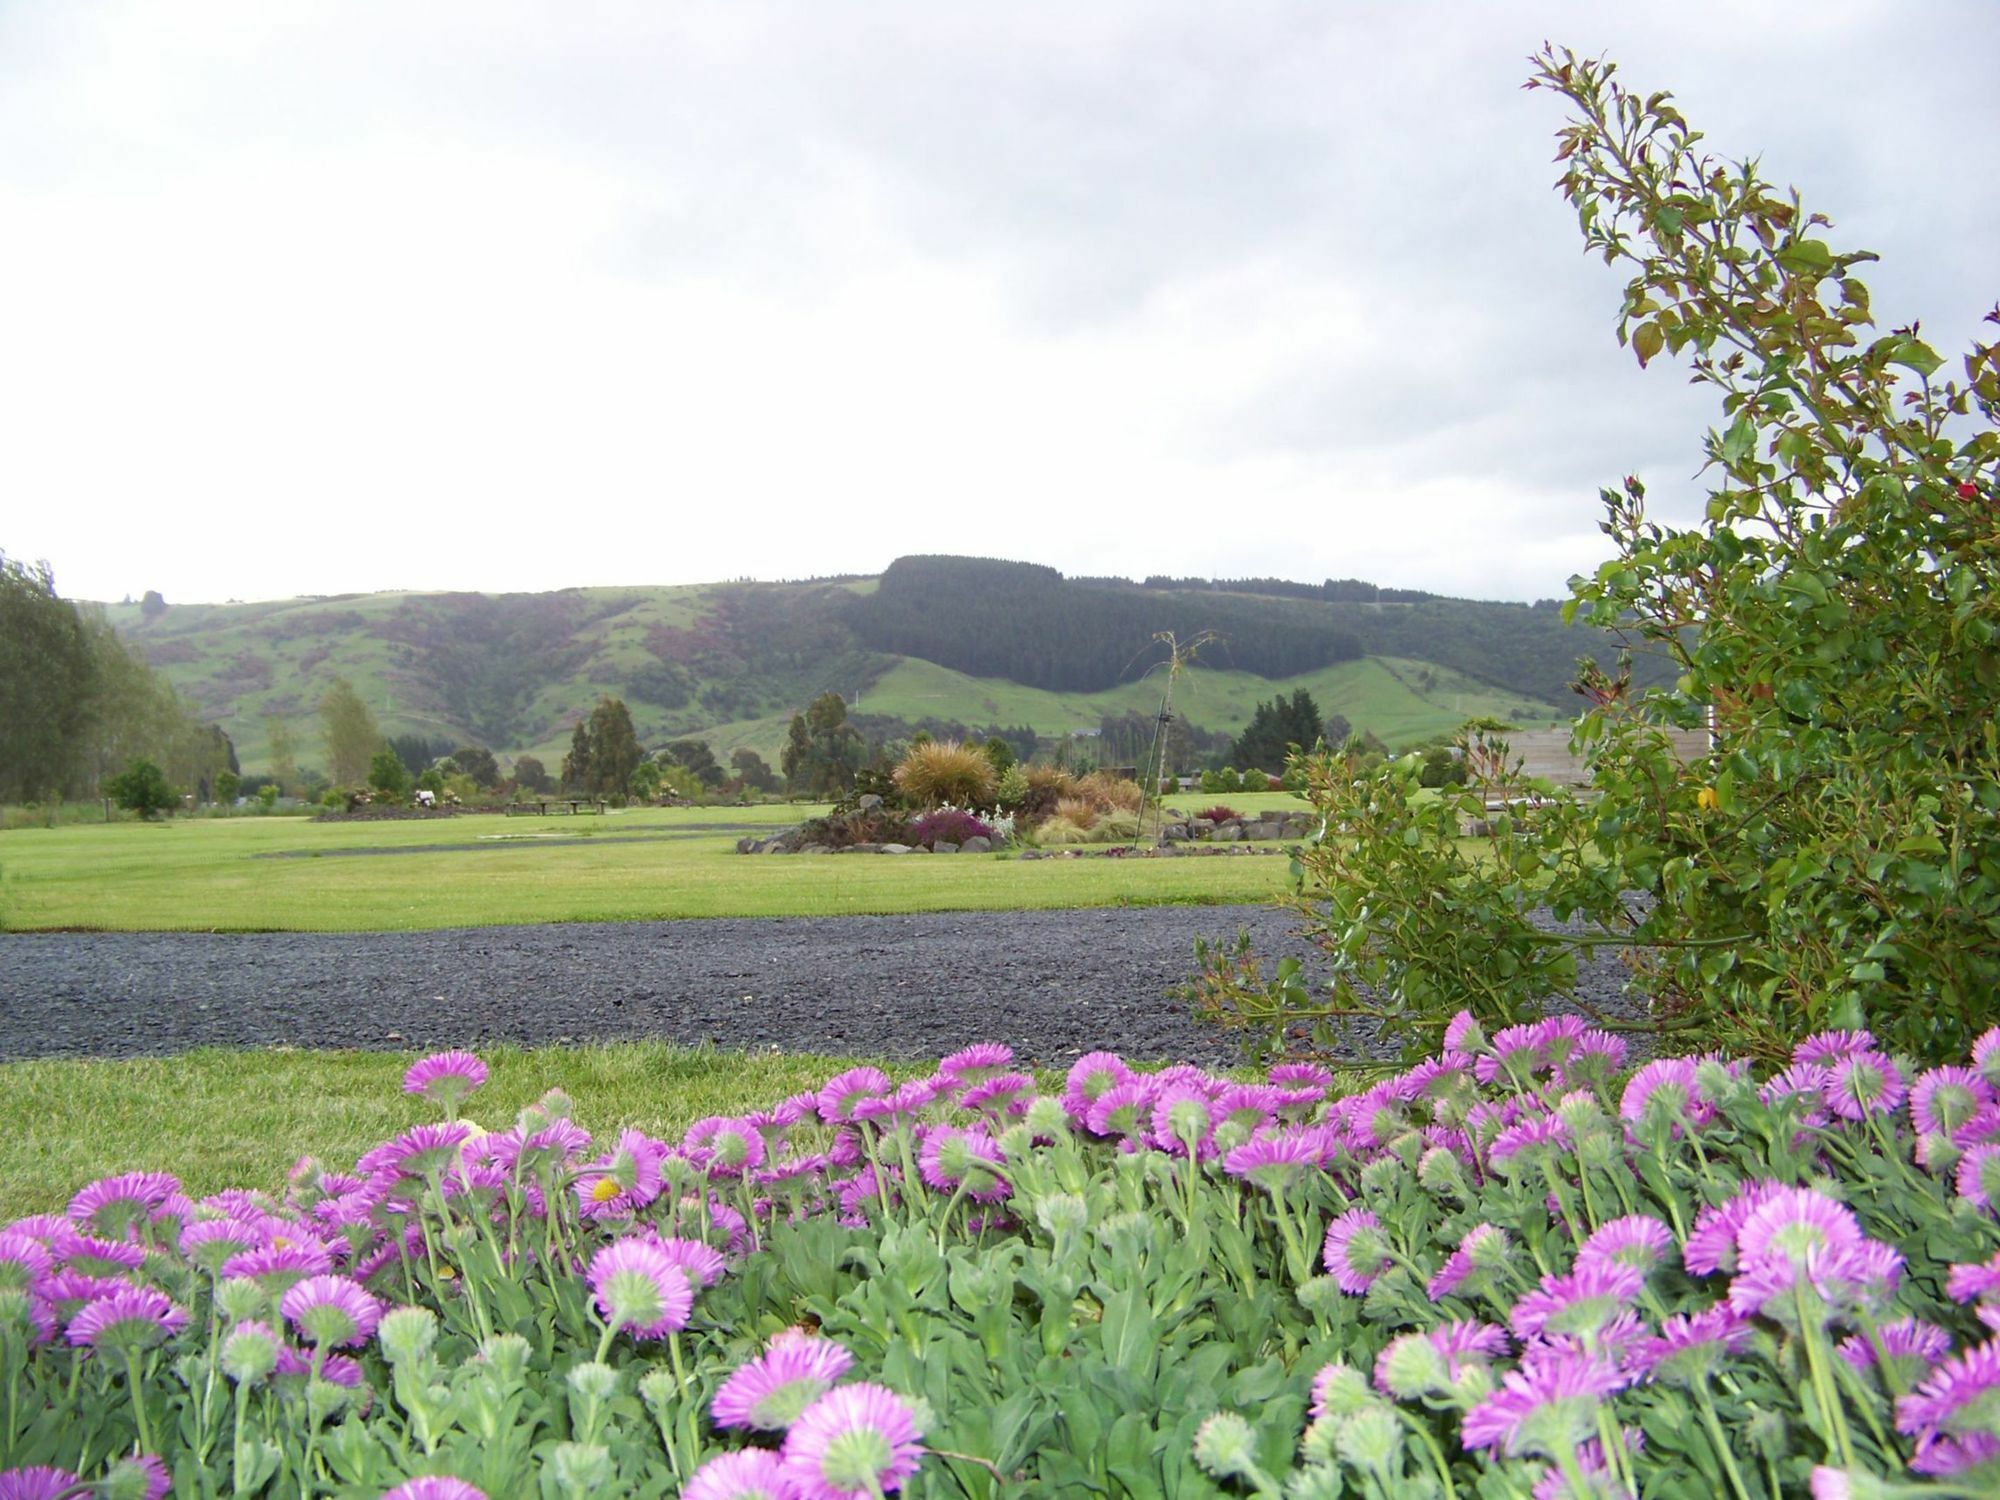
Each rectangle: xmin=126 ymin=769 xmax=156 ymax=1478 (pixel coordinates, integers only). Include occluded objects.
xmin=959 ymin=836 xmax=991 ymax=854
xmin=932 ymin=841 xmax=959 ymax=854
xmin=856 ymin=794 xmax=884 ymax=811
xmin=880 ymin=843 xmax=912 ymax=855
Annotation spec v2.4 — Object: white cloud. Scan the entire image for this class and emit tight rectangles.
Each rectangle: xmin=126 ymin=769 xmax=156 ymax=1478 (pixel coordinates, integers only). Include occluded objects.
xmin=1 ymin=0 xmax=1993 ymax=604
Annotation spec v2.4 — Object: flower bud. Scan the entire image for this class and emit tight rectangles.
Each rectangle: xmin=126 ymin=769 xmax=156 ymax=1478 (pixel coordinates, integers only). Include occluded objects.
xmin=1192 ymin=1411 xmax=1259 ymax=1481
xmin=1335 ymin=1407 xmax=1402 ymax=1475
xmin=1295 ymin=1276 xmax=1345 ymax=1319
xmin=1358 ymin=1157 xmax=1404 ymax=1198
xmin=1309 ymin=1362 xmax=1372 ymax=1419
xmin=477 ymin=1332 xmax=531 ymax=1391
xmin=377 ymin=1306 xmax=437 ymax=1365
xmin=220 ymin=1320 xmax=279 ymax=1386
xmin=567 ymin=1360 xmax=619 ymax=1403
xmin=549 ymin=1442 xmax=613 ymax=1497
xmin=1376 ymin=1333 xmax=1448 ymax=1400
xmin=216 ymin=1278 xmax=268 ymax=1323
xmin=1024 ymin=1096 xmax=1071 ymax=1140
xmin=1417 ymin=1147 xmax=1465 ymax=1196
xmin=1034 ymin=1193 xmax=1089 ymax=1239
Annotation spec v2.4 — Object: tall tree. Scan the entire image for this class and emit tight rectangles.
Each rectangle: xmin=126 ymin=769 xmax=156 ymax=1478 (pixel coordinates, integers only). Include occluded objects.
xmin=663 ymin=738 xmax=724 ymax=787
xmin=1230 ymin=689 xmax=1327 ymax=773
xmin=320 ymin=678 xmax=381 ymax=787
xmin=451 ymin=744 xmax=500 ymax=789
xmin=583 ymin=697 xmax=642 ymax=797
xmin=0 ymin=555 xmax=95 ymax=803
xmin=265 ymin=716 xmax=299 ymax=798
xmin=512 ymin=754 xmax=551 ymax=794
xmin=781 ymin=692 xmax=867 ymax=797
xmin=561 ymin=720 xmax=593 ymax=793
xmin=730 ymin=747 xmax=780 ymax=792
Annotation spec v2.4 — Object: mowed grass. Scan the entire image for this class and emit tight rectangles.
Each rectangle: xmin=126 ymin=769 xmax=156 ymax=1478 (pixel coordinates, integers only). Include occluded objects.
xmin=0 ymin=1043 xmax=921 ymax=1217
xmin=0 ymin=796 xmax=1308 ymax=932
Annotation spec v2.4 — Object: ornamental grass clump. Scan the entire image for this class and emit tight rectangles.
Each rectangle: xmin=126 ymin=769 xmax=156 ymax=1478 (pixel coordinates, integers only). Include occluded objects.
xmin=8 ymin=1022 xmax=2000 ymax=1496
xmin=890 ymin=742 xmax=996 ymax=810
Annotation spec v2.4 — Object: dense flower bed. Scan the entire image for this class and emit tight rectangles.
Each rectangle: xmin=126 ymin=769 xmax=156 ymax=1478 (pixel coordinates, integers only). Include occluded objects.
xmin=4 ymin=1023 xmax=2000 ymax=1497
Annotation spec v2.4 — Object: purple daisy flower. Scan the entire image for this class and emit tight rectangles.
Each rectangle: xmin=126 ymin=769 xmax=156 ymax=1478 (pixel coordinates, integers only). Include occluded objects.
xmin=381 ymin=1481 xmax=488 ymax=1500
xmin=1509 ymin=1260 xmax=1644 ymax=1342
xmin=1577 ymin=1215 xmax=1676 ymax=1277
xmin=1682 ymin=1181 xmax=1787 ymax=1277
xmin=1431 ymin=1319 xmax=1511 ymax=1371
xmin=1460 ymin=1344 xmax=1629 ymax=1459
xmin=938 ymin=1043 xmax=1014 ymax=1084
xmin=280 ymin=1274 xmax=383 ymax=1348
xmin=641 ymin=1234 xmax=728 ymax=1290
xmin=179 ymin=1217 xmax=268 ymax=1273
xmin=1632 ymin=1305 xmax=1752 ymax=1386
xmin=1729 ymin=1241 xmax=1903 ymax=1326
xmin=402 ymin=1050 xmax=488 ymax=1112
xmin=1084 ymin=1080 xmax=1157 ymax=1143
xmin=816 ymin=1067 xmax=894 ymax=1124
xmin=1735 ymin=1187 xmax=1863 ymax=1266
xmin=958 ymin=1072 xmax=1036 ymax=1120
xmin=683 ymin=1450 xmax=791 ymax=1500
xmin=1839 ymin=1317 xmax=1952 ymax=1375
xmin=65 ymin=1286 xmax=187 ymax=1350
xmin=385 ymin=1122 xmax=472 ymax=1177
xmin=1442 ymin=1011 xmax=1486 ymax=1054
xmin=0 ymin=1468 xmax=79 ymax=1500
xmin=1957 ymin=1145 xmax=2000 ymax=1211
xmin=1213 ymin=1084 xmax=1282 ymax=1138
xmin=1973 ymin=1027 xmax=2000 ymax=1088
xmin=1150 ymin=1085 xmax=1219 ymax=1159
xmin=1221 ymin=1131 xmax=1321 ymax=1193
xmin=1322 ymin=1209 xmax=1393 ymax=1294
xmin=850 ymin=1079 xmax=947 ymax=1127
xmin=222 ymin=1239 xmax=336 ymax=1293
xmin=1821 ymin=1050 xmax=1906 ymax=1121
xmin=0 ymin=1234 xmax=53 ymax=1294
xmin=1486 ymin=1113 xmax=1570 ymax=1174
xmin=1474 ymin=1023 xmax=1548 ymax=1086
xmin=586 ymin=1239 xmax=693 ymax=1338
xmin=1618 ymin=1058 xmax=1706 ymax=1128
xmin=99 ymin=1456 xmax=169 ymax=1500
xmin=55 ymin=1232 xmax=145 ymax=1277
xmin=917 ymin=1127 xmax=1009 ymax=1201
xmin=1269 ymin=1062 xmax=1333 ymax=1089
xmin=575 ymin=1129 xmax=667 ymax=1218
xmin=1794 ymin=1029 xmax=1877 ymax=1067
xmin=65 ymin=1172 xmax=180 ymax=1238
xmin=779 ymin=1382 xmax=926 ymax=1500
xmin=1910 ymin=1430 xmax=2000 ymax=1479
xmin=1913 ymin=1066 xmax=1994 ymax=1136
xmin=683 ymin=1117 xmax=768 ymax=1179
xmin=1947 ymin=1250 xmax=2000 ymax=1332
xmin=273 ymin=1344 xmax=363 ymax=1387
xmin=712 ymin=1328 xmax=857 ymax=1430
xmin=1428 ymin=1223 xmax=1510 ymax=1300
xmin=1897 ymin=1337 xmax=2000 ymax=1449
xmin=1063 ymin=1051 xmax=1135 ymax=1120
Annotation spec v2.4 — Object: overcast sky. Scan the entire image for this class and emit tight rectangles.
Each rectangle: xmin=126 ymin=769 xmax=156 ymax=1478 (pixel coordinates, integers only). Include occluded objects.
xmin=4 ymin=1 xmax=1994 ymax=606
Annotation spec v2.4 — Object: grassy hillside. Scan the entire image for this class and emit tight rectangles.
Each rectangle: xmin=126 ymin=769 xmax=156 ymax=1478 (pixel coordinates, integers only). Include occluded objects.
xmin=106 ymin=566 xmax=1580 ymax=775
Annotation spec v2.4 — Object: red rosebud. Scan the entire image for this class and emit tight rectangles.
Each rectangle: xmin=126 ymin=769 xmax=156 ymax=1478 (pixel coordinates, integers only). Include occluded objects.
xmin=1958 ymin=481 xmax=1980 ymax=501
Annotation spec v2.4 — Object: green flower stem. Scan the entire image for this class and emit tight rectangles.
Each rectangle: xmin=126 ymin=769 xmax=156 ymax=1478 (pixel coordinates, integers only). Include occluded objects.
xmin=670 ymin=1331 xmax=700 ymax=1483
xmin=122 ymin=1345 xmax=154 ymax=1457
xmin=1539 ymin=1160 xmax=1586 ymax=1248
xmin=1796 ymin=1291 xmax=1856 ymax=1469
xmin=1691 ymin=1387 xmax=1754 ymax=1500
xmin=592 ymin=1317 xmax=619 ymax=1366
xmin=1399 ymin=1411 xmax=1460 ymax=1500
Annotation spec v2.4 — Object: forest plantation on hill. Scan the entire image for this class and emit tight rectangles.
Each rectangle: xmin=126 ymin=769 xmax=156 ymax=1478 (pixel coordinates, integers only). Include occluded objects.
xmin=93 ymin=555 xmax=1664 ymax=777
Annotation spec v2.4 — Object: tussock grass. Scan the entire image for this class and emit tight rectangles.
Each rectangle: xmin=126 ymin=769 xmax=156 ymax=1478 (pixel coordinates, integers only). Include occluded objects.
xmin=891 ymin=740 xmax=998 ymax=808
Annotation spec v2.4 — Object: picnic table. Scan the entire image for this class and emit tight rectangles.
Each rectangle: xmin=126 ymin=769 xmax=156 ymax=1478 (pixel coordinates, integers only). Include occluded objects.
xmin=506 ymin=799 xmax=608 ymax=816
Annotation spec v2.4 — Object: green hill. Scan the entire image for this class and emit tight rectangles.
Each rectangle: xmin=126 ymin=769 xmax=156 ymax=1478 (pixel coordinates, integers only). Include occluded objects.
xmin=104 ymin=560 xmax=1630 ymax=775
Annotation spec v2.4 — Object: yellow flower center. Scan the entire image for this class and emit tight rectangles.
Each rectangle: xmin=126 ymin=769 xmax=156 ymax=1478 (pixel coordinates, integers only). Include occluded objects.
xmin=591 ymin=1178 xmax=623 ymax=1204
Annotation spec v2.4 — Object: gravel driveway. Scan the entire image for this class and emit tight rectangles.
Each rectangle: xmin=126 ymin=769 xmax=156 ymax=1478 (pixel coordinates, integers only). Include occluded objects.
xmin=0 ymin=904 xmax=1642 ymax=1069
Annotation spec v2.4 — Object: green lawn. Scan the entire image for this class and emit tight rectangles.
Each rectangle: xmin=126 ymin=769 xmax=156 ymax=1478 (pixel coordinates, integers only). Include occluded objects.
xmin=0 ymin=797 xmax=1308 ymax=932
xmin=0 ymin=1043 xmax=916 ymax=1217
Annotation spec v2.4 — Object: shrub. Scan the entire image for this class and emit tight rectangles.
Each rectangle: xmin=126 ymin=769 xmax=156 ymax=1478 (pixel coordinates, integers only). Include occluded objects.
xmin=908 ymin=807 xmax=995 ymax=849
xmin=105 ymin=759 xmax=174 ymax=819
xmin=1210 ymin=48 xmax=2000 ymax=1064
xmin=1074 ymin=770 xmax=1143 ymax=813
xmin=892 ymin=740 xmax=997 ymax=809
xmin=796 ymin=805 xmax=913 ymax=849
xmin=1051 ymin=795 xmax=1099 ymax=829
xmin=1193 ymin=804 xmax=1241 ymax=825
xmin=1032 ymin=814 xmax=1094 ymax=846
xmin=993 ymin=764 xmax=1029 ymax=811
xmin=1018 ymin=766 xmax=1077 ymax=821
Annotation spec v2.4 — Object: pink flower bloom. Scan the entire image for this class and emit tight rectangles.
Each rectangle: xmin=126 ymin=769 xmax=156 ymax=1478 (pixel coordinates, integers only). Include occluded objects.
xmin=1486 ymin=1113 xmax=1570 ymax=1172
xmin=1150 ymin=1086 xmax=1219 ymax=1159
xmin=66 ymin=1172 xmax=180 ymax=1237
xmin=100 ymin=1457 xmax=169 ymax=1500
xmin=1428 ymin=1224 xmax=1509 ymax=1300
xmin=1322 ymin=1209 xmax=1392 ymax=1294
xmin=55 ymin=1232 xmax=145 ymax=1277
xmin=958 ymin=1073 xmax=1035 ymax=1119
xmin=1577 ymin=1215 xmax=1675 ymax=1277
xmin=1735 ymin=1187 xmax=1863 ymax=1267
xmin=1821 ymin=1050 xmax=1905 ymax=1121
xmin=385 ymin=1123 xmax=472 ymax=1177
xmin=1957 ymin=1145 xmax=2000 ymax=1211
xmin=1269 ymin=1062 xmax=1333 ymax=1089
xmin=851 ymin=1078 xmax=947 ymax=1126
xmin=0 ymin=1234 xmax=53 ymax=1294
xmin=713 ymin=1328 xmax=856 ymax=1430
xmin=1474 ymin=1024 xmax=1549 ymax=1086
xmin=0 ymin=1468 xmax=80 ymax=1500
xmin=780 ymin=1382 xmax=926 ymax=1500
xmin=401 ymin=1051 xmax=488 ymax=1110
xmin=642 ymin=1234 xmax=728 ymax=1290
xmin=586 ymin=1239 xmax=693 ymax=1339
xmin=683 ymin=1450 xmax=791 ymax=1500
xmin=816 ymin=1068 xmax=893 ymax=1124
xmin=1063 ymin=1052 xmax=1135 ymax=1119
xmin=1221 ymin=1131 xmax=1321 ymax=1192
xmin=683 ymin=1117 xmax=768 ymax=1179
xmin=938 ymin=1043 xmax=1014 ymax=1083
xmin=65 ymin=1287 xmax=187 ymax=1350
xmin=1973 ymin=1026 xmax=2000 ymax=1088
xmin=1912 ymin=1066 xmax=1993 ymax=1136
xmin=280 ymin=1275 xmax=383 ymax=1348
xmin=1460 ymin=1344 xmax=1629 ymax=1459
xmin=1509 ymin=1261 xmax=1643 ymax=1342
xmin=1619 ymin=1058 xmax=1706 ymax=1128
xmin=1897 ymin=1337 xmax=2000 ymax=1449
xmin=575 ymin=1129 xmax=667 ymax=1219
xmin=1633 ymin=1305 xmax=1753 ymax=1383
xmin=917 ymin=1127 xmax=1009 ymax=1201
xmin=1947 ymin=1250 xmax=2000 ymax=1331
xmin=1442 ymin=1012 xmax=1486 ymax=1053
xmin=381 ymin=1481 xmax=487 ymax=1500
xmin=1793 ymin=1030 xmax=1877 ymax=1067
xmin=1084 ymin=1081 xmax=1156 ymax=1143
xmin=1838 ymin=1317 xmax=1952 ymax=1373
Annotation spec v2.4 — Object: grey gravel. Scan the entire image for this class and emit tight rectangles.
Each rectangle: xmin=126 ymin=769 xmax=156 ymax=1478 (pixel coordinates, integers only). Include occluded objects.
xmin=0 ymin=905 xmax=1645 ymax=1069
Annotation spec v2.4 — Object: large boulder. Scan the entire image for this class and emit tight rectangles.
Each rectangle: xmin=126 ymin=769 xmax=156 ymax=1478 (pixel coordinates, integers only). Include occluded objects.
xmin=880 ymin=843 xmax=912 ymax=855
xmin=932 ymin=841 xmax=959 ymax=854
xmin=960 ymin=836 xmax=991 ymax=853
